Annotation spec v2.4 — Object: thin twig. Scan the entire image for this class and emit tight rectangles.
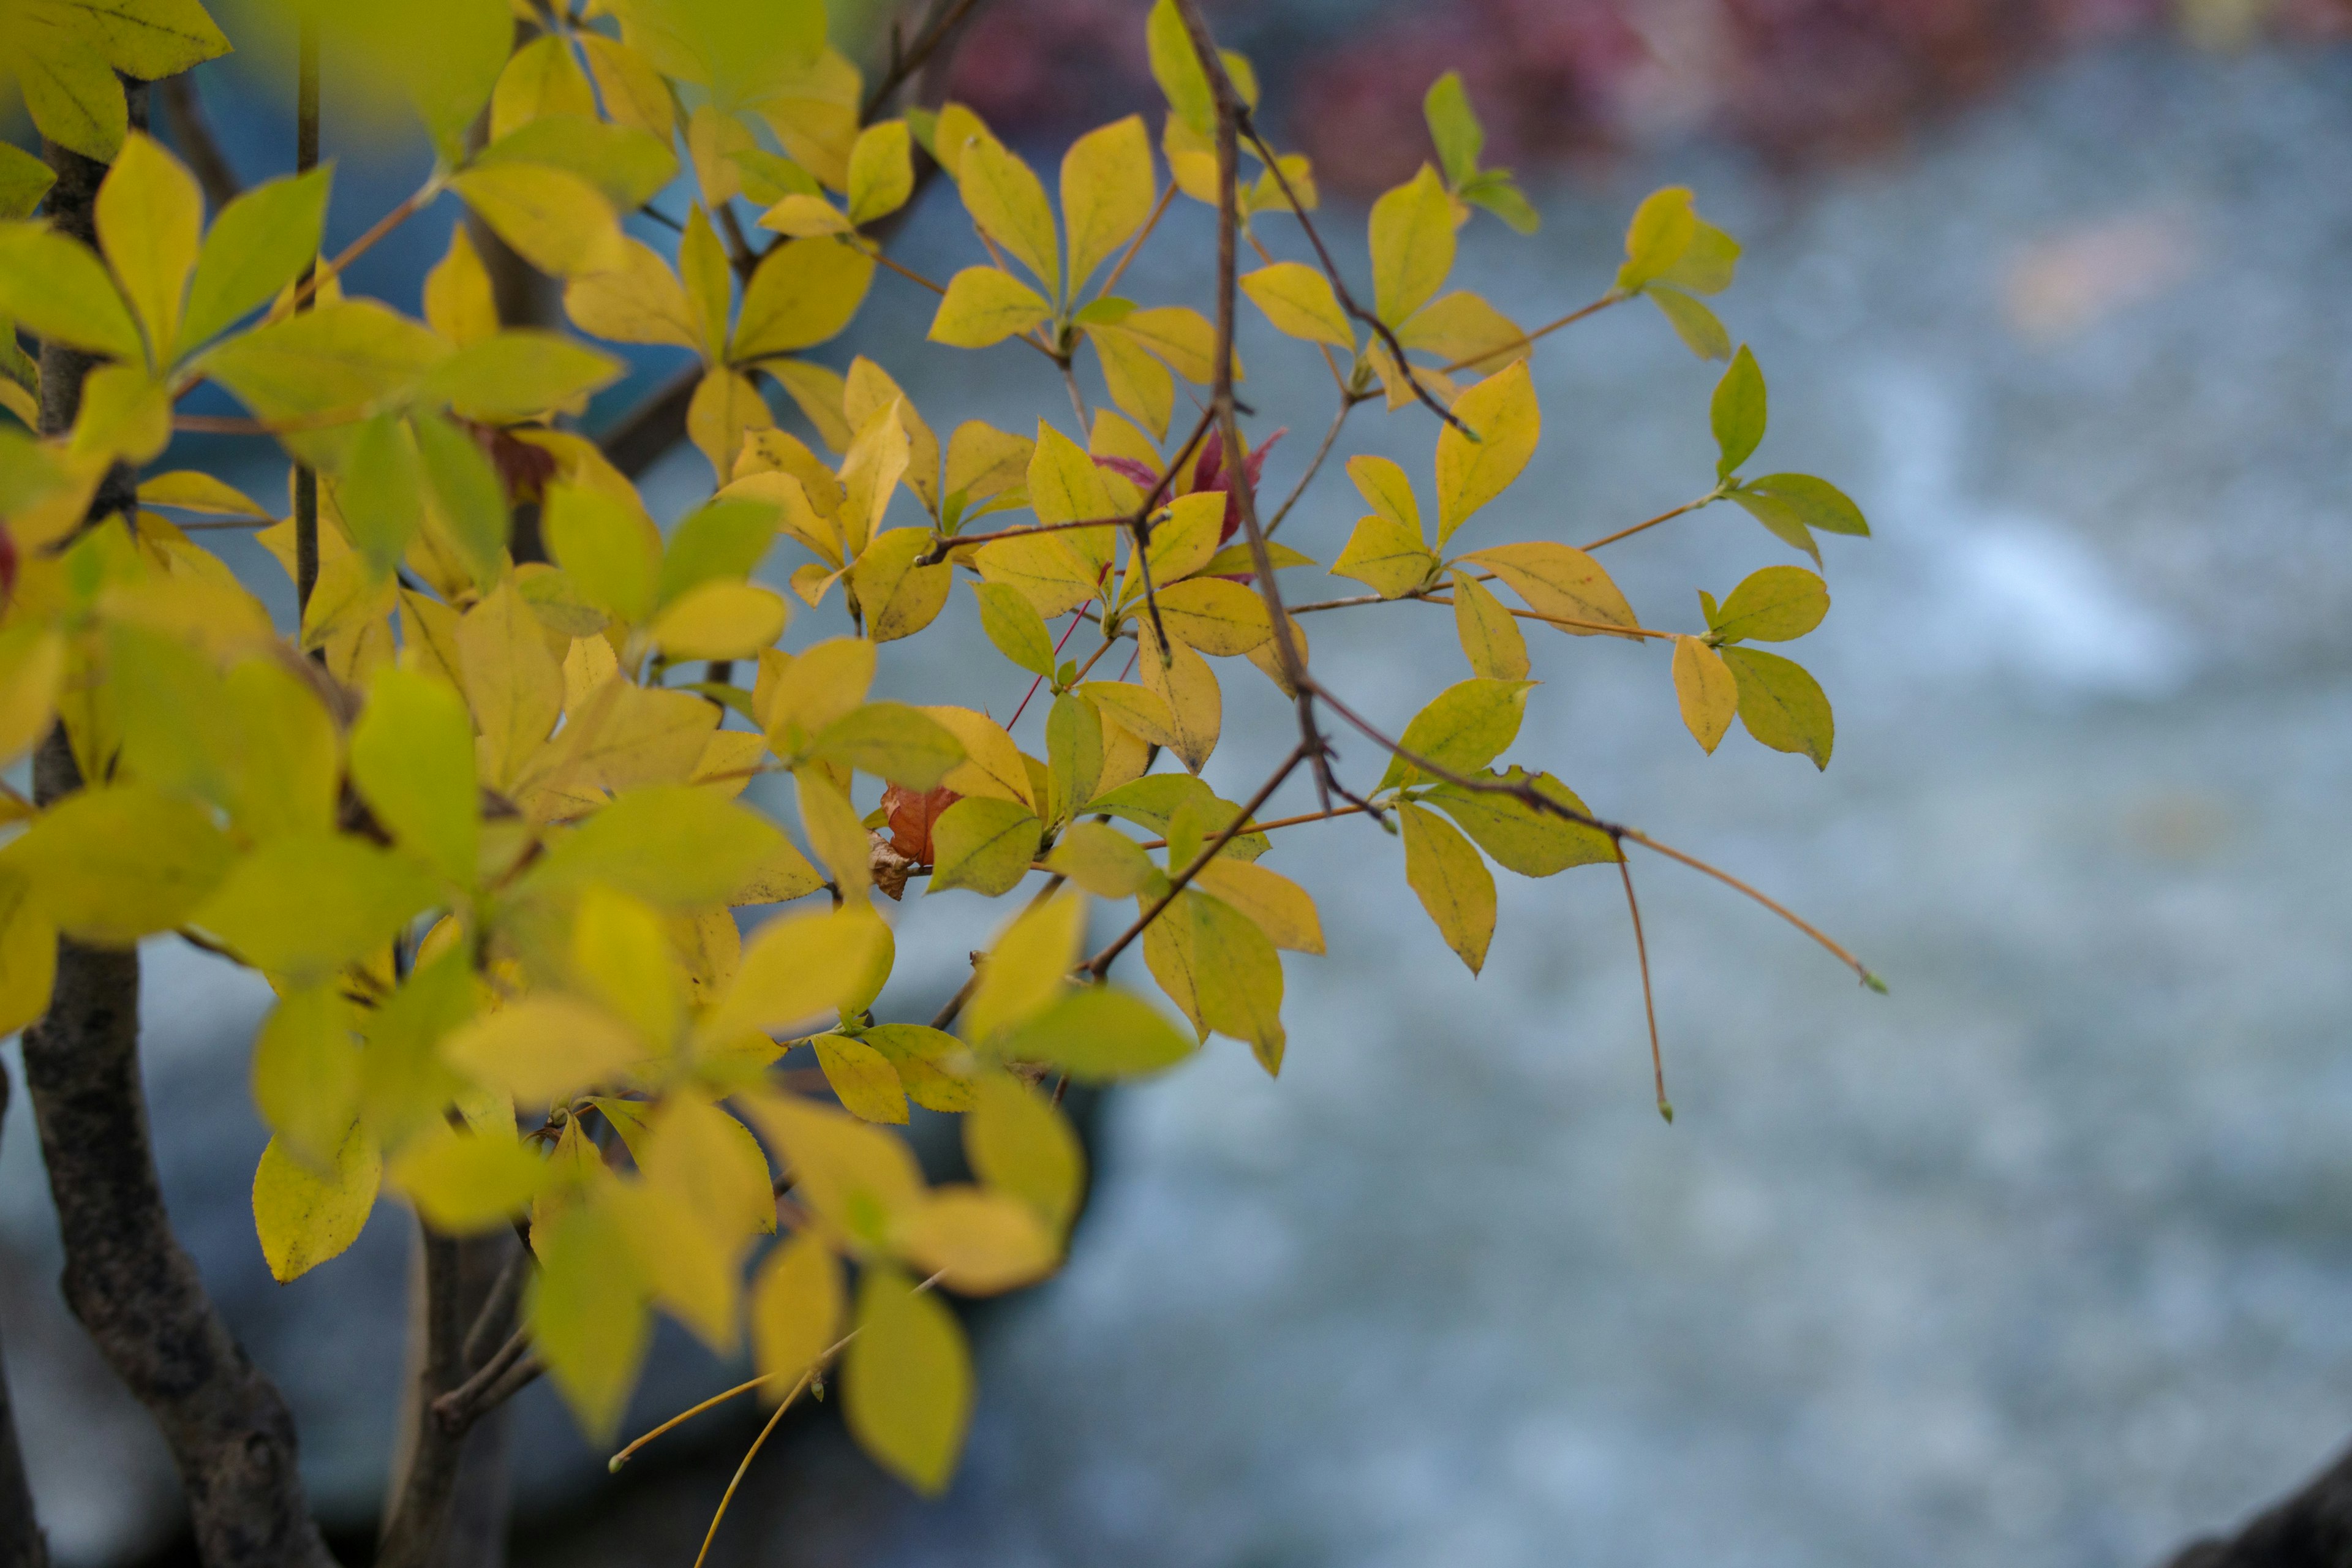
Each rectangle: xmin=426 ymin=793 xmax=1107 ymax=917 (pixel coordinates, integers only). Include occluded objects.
xmin=1136 ymin=801 xmax=1371 ymax=849
xmin=690 ymin=1375 xmax=805 ymax=1568
xmin=1060 ymin=357 xmax=1093 ymax=432
xmin=1096 ymin=180 xmax=1175 ymax=300
xmin=862 ymin=0 xmax=986 ymax=120
xmin=1618 ymin=854 xmax=1670 ymax=1123
xmin=292 ymin=20 xmax=320 ymax=636
xmin=1264 ymin=394 xmax=1360 ymax=537
xmin=429 ymin=1325 xmax=529 ymax=1435
xmin=1580 ymin=490 xmax=1721 ymax=553
xmin=1438 ymin=293 xmax=1625 ymax=376
xmin=869 ymin=246 xmax=948 ymax=295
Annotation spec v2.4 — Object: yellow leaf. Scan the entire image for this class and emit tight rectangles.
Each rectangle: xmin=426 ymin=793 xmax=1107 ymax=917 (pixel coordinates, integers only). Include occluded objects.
xmin=1044 ymin=821 xmax=1157 ymax=899
xmin=928 ymin=265 xmax=1052 ymax=350
xmin=458 ymin=581 xmax=565 ymax=790
xmin=964 ymin=892 xmax=1084 ymax=1044
xmin=1434 ymin=359 xmax=1539 ymax=544
xmin=994 ymin=986 xmax=1194 ymax=1083
xmin=685 ymin=366 xmax=775 ymax=483
xmin=974 ymin=530 xmax=1098 ymax=619
xmin=1709 ymin=564 xmax=1828 ymax=643
xmin=1671 ymin=635 xmax=1737 ymax=753
xmin=1420 ymin=769 xmax=1618 ymax=877
xmin=1457 ymin=541 xmax=1640 ymax=638
xmin=528 ymin=785 xmax=785 ymax=907
xmin=252 ymin=1127 xmax=380 ymax=1285
xmin=578 ymin=33 xmax=675 ymax=139
xmin=570 ymin=886 xmax=684 ymax=1050
xmin=815 ymin=1032 xmax=910 ymax=1123
xmin=1346 ymin=454 xmax=1422 ymax=537
xmin=1722 ymin=646 xmax=1834 ymax=769
xmin=179 ymin=167 xmax=331 ymax=354
xmin=793 ymin=767 xmax=872 ymax=897
xmin=835 ymin=399 xmax=909 ymax=561
xmin=739 ymin=1090 xmax=926 ymax=1246
xmin=1142 ymin=888 xmax=1285 ymax=1072
xmin=702 ymin=904 xmax=892 ymax=1044
xmin=958 ymin=135 xmax=1060 ymax=298
xmin=851 ymin=529 xmax=951 ymax=643
xmin=648 ymin=579 xmax=789 ymax=660
xmin=1118 ymin=306 xmax=1219 ymax=383
xmin=67 ymin=362 xmax=170 ymax=462
xmin=490 ymin=34 xmax=597 ymax=139
xmin=1330 ymin=514 xmax=1436 ymax=599
xmin=846 ymin=1265 xmax=972 ymax=1495
xmin=760 ymin=636 xmax=876 ymax=743
xmin=1076 ymin=681 xmax=1178 ymax=752
xmin=390 ymin=1121 xmax=550 ymax=1234
xmin=1449 ymin=568 xmax=1529 ymax=680
xmin=808 ymin=701 xmax=964 ymax=790
xmin=0 ymin=221 xmax=144 ymax=362
xmin=1061 ymin=114 xmax=1153 ymax=291
xmin=895 ymin=1186 xmax=1058 ymax=1295
xmin=768 ymin=357 xmax=854 ymax=451
xmin=251 ymin=985 xmax=363 ymax=1167
xmin=639 ymin=1094 xmax=775 ymax=1244
xmin=922 ymin=706 xmax=1035 ymax=809
xmin=761 ymin=192 xmax=854 ymax=239
xmin=1368 ymin=164 xmax=1456 ymax=325
xmin=135 ymin=469 xmax=271 ymax=519
xmin=943 ymin=420 xmax=1035 ymax=513
xmin=543 ymin=481 xmax=663 ymax=625
xmin=529 ymin=1192 xmax=652 ymax=1441
xmin=965 ymin=1072 xmax=1083 ymax=1230
xmin=94 ymin=131 xmax=200 ymax=361
xmin=1086 ymin=324 xmax=1172 ymax=440
xmin=564 ymin=236 xmax=701 ymax=352
xmin=1240 ymin=260 xmax=1352 ymax=347
xmin=927 ymin=797 xmax=1042 ymax=898
xmin=448 ymin=164 xmax=623 ymax=279
xmin=751 ymin=1229 xmax=843 ymax=1396
xmin=1398 ymin=801 xmax=1496 ymax=974
xmin=440 ymin=994 xmax=644 ymax=1107
xmin=1375 ymin=676 xmax=1532 ymax=791
xmin=0 ymin=625 xmax=65 ymax=770
xmin=1191 ymin=858 xmax=1324 ymax=954
xmin=1616 ymin=186 xmax=1697 ymax=291
xmin=0 ymin=866 xmax=56 ymax=1038
xmin=1139 ymin=626 xmax=1221 ymax=774
xmin=1152 ymin=577 xmax=1272 ymax=656
xmin=350 ymin=666 xmax=478 ymax=887
xmin=731 ymin=237 xmax=875 ymax=361
xmin=847 ymin=119 xmax=914 ymax=225
xmin=1396 ymin=290 xmax=1528 ymax=375
xmin=8 ymin=783 xmax=233 ymax=944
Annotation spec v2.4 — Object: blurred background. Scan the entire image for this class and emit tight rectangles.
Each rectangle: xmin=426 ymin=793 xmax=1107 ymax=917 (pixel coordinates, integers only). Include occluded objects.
xmin=7 ymin=1 xmax=2352 ymax=1564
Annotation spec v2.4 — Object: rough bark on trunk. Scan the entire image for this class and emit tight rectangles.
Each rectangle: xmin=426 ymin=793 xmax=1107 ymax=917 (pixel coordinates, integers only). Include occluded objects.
xmin=2165 ymin=1441 xmax=2352 ymax=1568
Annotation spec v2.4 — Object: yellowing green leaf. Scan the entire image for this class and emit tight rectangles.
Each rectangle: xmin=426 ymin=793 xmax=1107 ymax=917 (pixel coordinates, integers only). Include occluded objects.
xmin=959 ymin=135 xmax=1060 ymax=299
xmin=860 ymin=1023 xmax=976 ymax=1113
xmin=544 ymin=482 xmax=662 ymax=625
xmin=1424 ymin=70 xmax=1484 ymax=186
xmin=1398 ymin=801 xmax=1496 ymax=973
xmin=530 ymin=787 xmax=788 ymax=910
xmin=440 ymin=994 xmax=644 ymax=1107
xmin=1376 ymin=676 xmax=1532 ymax=791
xmin=1670 ymin=635 xmax=1738 ymax=753
xmin=846 ymin=1265 xmax=971 ymax=1495
xmin=1139 ymin=627 xmax=1221 ymax=774
xmin=0 ymin=222 xmax=145 ymax=362
xmin=251 ymin=985 xmax=363 ymax=1167
xmin=458 ymin=581 xmax=562 ymax=790
xmin=0 ymin=626 xmax=63 ymax=772
xmin=929 ymin=266 xmax=1052 ymax=349
xmin=1061 ymin=114 xmax=1153 ymax=291
xmin=1242 ymin=260 xmax=1352 ymax=347
xmin=1450 ymin=568 xmax=1529 ymax=680
xmin=136 ymin=469 xmax=270 ymax=519
xmin=895 ymin=1186 xmax=1060 ymax=1295
xmin=1190 ymin=858 xmax=1323 ymax=954
xmin=390 ymin=1121 xmax=549 ymax=1234
xmin=1422 ymin=769 xmax=1617 ymax=876
xmin=0 ymin=144 xmax=53 ymax=221
xmin=94 ymin=131 xmax=200 ymax=361
xmin=1711 ymin=344 xmax=1766 ymax=478
xmin=1142 ymin=888 xmax=1285 ymax=1072
xmin=421 ymin=329 xmax=625 ymax=421
xmin=847 ymin=119 xmax=914 ymax=225
xmin=851 ymin=528 xmax=952 ymax=643
xmin=1153 ymin=577 xmax=1272 ymax=657
xmin=252 ymin=1126 xmax=380 ymax=1285
xmin=809 ymin=702 xmax=965 ymax=790
xmin=794 ymin=767 xmax=873 ymax=898
xmin=1616 ymin=186 xmax=1697 ymax=291
xmin=1397 ymin=290 xmax=1527 ymax=374
xmin=703 ymin=904 xmax=894 ymax=1042
xmin=741 ymin=1090 xmax=925 ymax=1246
xmin=564 ymin=237 xmax=700 ymax=353
xmin=1434 ymin=359 xmax=1539 ymax=545
xmin=1711 ymin=565 xmax=1828 ymax=643
xmin=1457 ymin=541 xmax=1640 ymax=638
xmin=9 ymin=783 xmax=233 ymax=944
xmin=998 ymin=986 xmax=1194 ymax=1082
xmin=1044 ymin=821 xmax=1157 ymax=899
xmin=1730 ymin=474 xmax=1870 ymax=558
xmin=529 ymin=1193 xmax=651 ymax=1441
xmin=1723 ymin=646 xmax=1834 ymax=769
xmin=1330 ymin=514 xmax=1435 ymax=598
xmin=963 ymin=892 xmax=1084 ymax=1044
xmin=0 ymin=867 xmax=57 ymax=1039
xmin=971 ymin=580 xmax=1055 ymax=676
xmin=448 ymin=164 xmax=623 ymax=279
xmin=731 ymin=236 xmax=874 ymax=361
xmin=197 ymin=301 xmax=448 ymax=454
xmin=649 ymin=580 xmax=790 ymax=660
xmin=815 ymin=1032 xmax=910 ymax=1123
xmin=929 ymin=797 xmax=1041 ymax=898
xmin=965 ymin=1072 xmax=1084 ymax=1230
xmin=1369 ymin=164 xmax=1456 ymax=325
xmin=752 ymin=1229 xmax=843 ymax=1395
xmin=1145 ymin=0 xmax=1215 ymax=138
xmin=1646 ymin=285 xmax=1729 ymax=361
xmin=924 ymin=706 xmax=1036 ymax=809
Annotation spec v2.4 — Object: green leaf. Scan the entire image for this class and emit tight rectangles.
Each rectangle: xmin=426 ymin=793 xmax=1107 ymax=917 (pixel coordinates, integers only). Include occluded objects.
xmin=1730 ymin=473 xmax=1870 ymax=552
xmin=337 ymin=415 xmax=424 ymax=581
xmin=1459 ymin=170 xmax=1539 ymax=234
xmin=809 ymin=701 xmax=965 ymax=790
xmin=1420 ymin=767 xmax=1618 ymax=876
xmin=475 ymin=115 xmax=680 ymax=210
xmin=1722 ymin=646 xmax=1834 ymax=769
xmin=1000 ymin=985 xmax=1194 ymax=1081
xmin=1422 ymin=72 xmax=1483 ymax=187
xmin=198 ymin=299 xmax=449 ymax=464
xmin=0 ymin=222 xmax=143 ymax=362
xmin=1616 ymin=186 xmax=1695 ymax=291
xmin=529 ymin=1195 xmax=651 ymax=1442
xmin=846 ymin=1265 xmax=973 ymax=1496
xmin=543 ymin=481 xmax=662 ymax=625
xmin=658 ymin=496 xmax=778 ymax=606
xmin=929 ymin=797 xmax=1041 ymax=896
xmin=1376 ymin=677 xmax=1532 ymax=792
xmin=1656 ymin=219 xmax=1741 ymax=295
xmin=1645 ymin=284 xmax=1729 ymax=361
xmin=1145 ymin=0 xmax=1215 ymax=139
xmin=7 ymin=783 xmax=234 ymax=944
xmin=1240 ymin=260 xmax=1352 ymax=347
xmin=929 ymin=266 xmax=1052 ymax=349
xmin=413 ymin=412 xmax=510 ymax=590
xmin=1711 ymin=344 xmax=1766 ymax=479
xmin=0 ymin=141 xmax=57 ymax=221
xmin=190 ymin=832 xmax=442 ymax=982
xmin=420 ymin=330 xmax=624 ymax=422
xmin=349 ymin=667 xmax=478 ymax=888
xmin=1711 ymin=565 xmax=1828 ymax=643
xmin=528 ymin=786 xmax=788 ymax=908
xmin=180 ymin=168 xmax=333 ymax=355
xmin=1398 ymin=801 xmax=1495 ymax=973
xmin=1368 ymin=164 xmax=1455 ymax=325
xmin=1142 ymin=888 xmax=1286 ymax=1073
xmin=971 ymin=579 xmax=1056 ymax=677
xmin=1330 ymin=514 xmax=1436 ymax=599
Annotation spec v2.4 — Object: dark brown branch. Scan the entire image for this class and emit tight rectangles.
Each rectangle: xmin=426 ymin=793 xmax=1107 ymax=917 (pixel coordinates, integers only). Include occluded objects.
xmin=292 ymin=25 xmax=320 ymax=627
xmin=1618 ymin=856 xmax=1670 ymax=1123
xmin=429 ymin=1327 xmax=530 ymax=1437
xmin=0 ymin=1065 xmax=48 ymax=1568
xmin=862 ymin=0 xmax=987 ymax=121
xmin=1264 ymin=394 xmax=1362 ymax=536
xmin=157 ymin=72 xmax=240 ymax=210
xmin=2163 ymin=1436 xmax=2352 ymax=1568
xmin=376 ymin=1230 xmax=468 ymax=1568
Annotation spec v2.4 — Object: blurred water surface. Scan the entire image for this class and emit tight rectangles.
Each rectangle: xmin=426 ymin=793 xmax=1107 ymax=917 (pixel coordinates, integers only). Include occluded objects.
xmin=7 ymin=34 xmax=2352 ymax=1568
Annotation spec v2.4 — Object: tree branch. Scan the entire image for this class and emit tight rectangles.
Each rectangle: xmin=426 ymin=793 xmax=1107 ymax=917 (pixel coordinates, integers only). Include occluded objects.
xmin=2163 ymin=1436 xmax=2352 ymax=1567
xmin=156 ymin=72 xmax=240 ymax=211
xmin=24 ymin=92 xmax=337 ymax=1568
xmin=378 ymin=1227 xmax=515 ymax=1568
xmin=0 ymin=1064 xmax=49 ymax=1568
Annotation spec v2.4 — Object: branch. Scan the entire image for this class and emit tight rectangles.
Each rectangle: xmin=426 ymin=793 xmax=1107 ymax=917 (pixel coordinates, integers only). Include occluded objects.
xmin=377 ymin=1227 xmax=479 ymax=1568
xmin=1264 ymin=393 xmax=1361 ymax=536
xmin=1437 ymin=292 xmax=1624 ymax=376
xmin=1617 ymin=857 xmax=1670 ymax=1123
xmin=157 ymin=72 xmax=240 ymax=210
xmin=861 ymin=0 xmax=987 ymax=120
xmin=0 ymin=1065 xmax=48 ymax=1568
xmin=2163 ymin=1435 xmax=2352 ymax=1567
xmin=25 ymin=96 xmax=337 ymax=1568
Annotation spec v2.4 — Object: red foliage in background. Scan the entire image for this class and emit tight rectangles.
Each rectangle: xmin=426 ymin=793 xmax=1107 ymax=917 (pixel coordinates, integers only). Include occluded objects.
xmin=943 ymin=0 xmax=2352 ymax=194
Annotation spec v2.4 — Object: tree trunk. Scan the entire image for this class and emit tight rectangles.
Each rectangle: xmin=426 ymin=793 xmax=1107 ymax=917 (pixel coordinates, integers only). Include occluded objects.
xmin=2163 ymin=1440 xmax=2352 ymax=1568
xmin=0 ymin=1064 xmax=48 ymax=1568
xmin=20 ymin=81 xmax=336 ymax=1568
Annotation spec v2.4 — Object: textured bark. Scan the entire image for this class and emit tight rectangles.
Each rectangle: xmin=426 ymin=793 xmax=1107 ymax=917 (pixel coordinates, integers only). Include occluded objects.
xmin=379 ymin=1229 xmax=515 ymax=1568
xmin=2164 ymin=1441 xmax=2352 ymax=1568
xmin=0 ymin=1066 xmax=48 ymax=1568
xmin=23 ymin=88 xmax=336 ymax=1568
